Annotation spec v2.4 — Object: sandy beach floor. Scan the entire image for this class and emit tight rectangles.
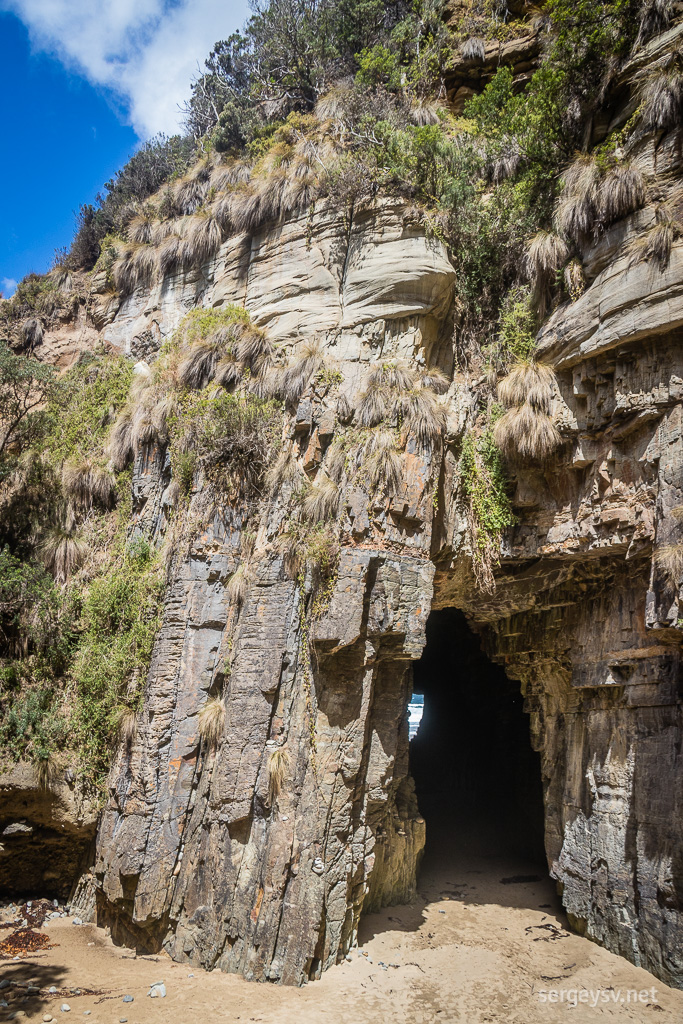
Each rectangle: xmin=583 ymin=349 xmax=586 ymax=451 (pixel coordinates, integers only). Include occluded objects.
xmin=1 ymin=836 xmax=681 ymax=1024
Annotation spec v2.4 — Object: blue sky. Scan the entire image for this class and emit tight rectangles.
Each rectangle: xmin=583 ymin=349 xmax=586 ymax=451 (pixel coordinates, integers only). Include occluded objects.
xmin=0 ymin=0 xmax=250 ymax=296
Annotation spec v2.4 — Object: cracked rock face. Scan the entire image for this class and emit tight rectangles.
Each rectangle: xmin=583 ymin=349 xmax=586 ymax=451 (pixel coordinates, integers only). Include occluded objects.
xmin=17 ymin=176 xmax=683 ymax=988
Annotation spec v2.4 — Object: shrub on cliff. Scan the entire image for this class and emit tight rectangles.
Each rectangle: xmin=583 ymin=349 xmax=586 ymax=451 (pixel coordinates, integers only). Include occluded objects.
xmin=460 ymin=427 xmax=515 ymax=593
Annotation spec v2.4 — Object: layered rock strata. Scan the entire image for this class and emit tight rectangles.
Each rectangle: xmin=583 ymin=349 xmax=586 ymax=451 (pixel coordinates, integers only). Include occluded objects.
xmin=11 ymin=113 xmax=683 ymax=988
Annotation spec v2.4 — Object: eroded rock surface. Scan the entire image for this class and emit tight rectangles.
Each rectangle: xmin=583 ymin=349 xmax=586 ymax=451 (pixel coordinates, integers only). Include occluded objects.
xmin=14 ymin=144 xmax=683 ymax=989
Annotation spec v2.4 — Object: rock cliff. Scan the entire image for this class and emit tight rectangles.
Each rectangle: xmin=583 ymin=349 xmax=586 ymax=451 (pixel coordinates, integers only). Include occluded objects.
xmin=3 ymin=14 xmax=683 ymax=994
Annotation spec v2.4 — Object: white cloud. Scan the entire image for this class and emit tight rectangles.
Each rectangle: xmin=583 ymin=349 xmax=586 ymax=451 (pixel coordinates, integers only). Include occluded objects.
xmin=2 ymin=278 xmax=18 ymax=297
xmin=2 ymin=0 xmax=251 ymax=137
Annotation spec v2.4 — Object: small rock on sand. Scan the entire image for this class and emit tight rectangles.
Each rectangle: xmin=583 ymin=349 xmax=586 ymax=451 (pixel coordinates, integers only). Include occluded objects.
xmin=61 ymin=1004 xmax=71 ymax=1012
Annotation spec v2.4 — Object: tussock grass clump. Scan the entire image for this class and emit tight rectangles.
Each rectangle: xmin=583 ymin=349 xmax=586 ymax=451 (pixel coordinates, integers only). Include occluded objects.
xmin=37 ymin=753 xmax=57 ymax=790
xmin=356 ymin=359 xmax=447 ymax=444
xmin=22 ymin=317 xmax=43 ymax=348
xmin=173 ymin=163 xmax=212 ymax=215
xmin=265 ymin=448 xmax=304 ymax=496
xmin=555 ymin=155 xmax=600 ymax=242
xmin=654 ymin=543 xmax=683 ymax=584
xmin=127 ymin=212 xmax=154 ymax=244
xmin=555 ymin=154 xmax=645 ymax=243
xmin=39 ymin=527 xmax=88 ymax=581
xmin=365 ymin=431 xmax=402 ymax=495
xmin=524 ymin=231 xmax=569 ymax=285
xmin=112 ymin=243 xmax=157 ymax=295
xmin=357 ymin=386 xmax=387 ymax=427
xmin=227 ymin=562 xmax=252 ymax=606
xmin=399 ymin=388 xmax=447 ymax=445
xmin=267 ymin=745 xmax=290 ymax=805
xmin=184 ymin=211 xmax=223 ymax=266
xmin=115 ymin=707 xmax=137 ymax=746
xmin=497 ymin=360 xmax=555 ymax=413
xmin=414 ymin=367 xmax=449 ymax=395
xmin=237 ymin=327 xmax=273 ymax=373
xmin=177 ymin=307 xmax=261 ymax=390
xmin=279 ymin=340 xmax=323 ymax=404
xmin=336 ymin=392 xmax=354 ymax=423
xmin=62 ymin=459 xmax=116 ymax=509
xmin=495 ymin=360 xmax=561 ymax=461
xmin=462 ymin=36 xmax=486 ymax=62
xmin=639 ymin=63 xmax=683 ymax=131
xmin=494 ymin=404 xmax=562 ymax=460
xmin=597 ymin=163 xmax=645 ymax=225
xmin=564 ymin=259 xmax=586 ymax=301
xmin=627 ymin=215 xmax=681 ymax=270
xmin=179 ymin=336 xmax=232 ymax=389
xmin=301 ymin=473 xmax=341 ymax=523
xmin=108 ymin=412 xmax=134 ymax=470
xmin=198 ymin=696 xmax=225 ymax=748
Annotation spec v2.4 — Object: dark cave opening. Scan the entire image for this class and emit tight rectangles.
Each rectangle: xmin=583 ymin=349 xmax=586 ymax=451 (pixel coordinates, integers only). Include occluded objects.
xmin=410 ymin=608 xmax=547 ymax=866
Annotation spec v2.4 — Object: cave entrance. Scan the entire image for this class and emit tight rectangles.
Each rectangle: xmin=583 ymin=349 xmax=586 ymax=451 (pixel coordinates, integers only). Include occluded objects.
xmin=410 ymin=608 xmax=546 ymax=869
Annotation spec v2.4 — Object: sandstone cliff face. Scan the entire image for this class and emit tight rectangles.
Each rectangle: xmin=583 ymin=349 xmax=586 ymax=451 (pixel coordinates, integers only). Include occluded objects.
xmin=15 ymin=128 xmax=683 ymax=989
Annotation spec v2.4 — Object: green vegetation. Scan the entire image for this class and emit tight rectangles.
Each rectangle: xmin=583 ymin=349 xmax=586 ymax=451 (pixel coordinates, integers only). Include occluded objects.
xmin=0 ymin=343 xmax=55 ymax=475
xmin=38 ymin=355 xmax=134 ymax=465
xmin=72 ymin=537 xmax=164 ymax=781
xmin=0 ymin=350 xmax=164 ymax=785
xmin=460 ymin=428 xmax=515 ymax=592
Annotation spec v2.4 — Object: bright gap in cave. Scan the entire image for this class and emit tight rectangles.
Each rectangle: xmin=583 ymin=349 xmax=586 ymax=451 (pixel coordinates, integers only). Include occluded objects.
xmin=410 ymin=608 xmax=547 ymax=867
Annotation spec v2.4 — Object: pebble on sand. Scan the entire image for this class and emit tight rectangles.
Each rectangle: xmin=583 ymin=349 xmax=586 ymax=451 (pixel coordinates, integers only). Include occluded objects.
xmin=122 ymin=995 xmax=134 ymax=1003
xmin=148 ymin=982 xmax=166 ymax=998
xmin=61 ymin=1004 xmax=71 ymax=1012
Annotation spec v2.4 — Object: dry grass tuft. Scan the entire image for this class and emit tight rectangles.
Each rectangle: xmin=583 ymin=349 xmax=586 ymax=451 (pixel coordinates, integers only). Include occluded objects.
xmin=150 ymin=393 xmax=178 ymax=442
xmin=564 ymin=259 xmax=586 ymax=300
xmin=198 ymin=697 xmax=226 ymax=748
xmin=555 ymin=155 xmax=600 ymax=241
xmin=357 ymin=387 xmax=387 ymax=427
xmin=654 ymin=542 xmax=683 ymax=584
xmin=214 ymin=352 xmax=243 ymax=388
xmin=627 ymin=215 xmax=680 ymax=270
xmin=524 ymin=231 xmax=569 ymax=283
xmin=462 ymin=36 xmax=486 ymax=61
xmin=113 ymin=243 xmax=157 ymax=295
xmin=640 ymin=66 xmax=683 ymax=131
xmin=39 ymin=527 xmax=88 ymax=581
xmin=399 ymin=388 xmax=446 ymax=446
xmin=497 ymin=360 xmax=556 ymax=413
xmin=414 ymin=367 xmax=450 ymax=395
xmin=267 ymin=746 xmax=290 ymax=805
xmin=127 ymin=213 xmax=154 ymax=244
xmin=366 ymin=361 xmax=416 ymax=392
xmin=301 ymin=473 xmax=341 ymax=523
xmin=365 ymin=431 xmax=403 ymax=495
xmin=336 ymin=392 xmax=354 ymax=424
xmin=494 ymin=404 xmax=562 ymax=460
xmin=37 ymin=754 xmax=56 ymax=790
xmin=598 ymin=163 xmax=645 ymax=225
xmin=62 ymin=459 xmax=116 ymax=509
xmin=265 ymin=449 xmax=304 ymax=496
xmin=108 ymin=411 xmax=134 ymax=471
xmin=227 ymin=562 xmax=251 ymax=606
xmin=279 ymin=340 xmax=323 ymax=404
xmin=115 ymin=707 xmax=138 ymax=746
xmin=130 ymin=402 xmax=156 ymax=452
xmin=237 ymin=327 xmax=273 ymax=373
xmin=185 ymin=211 xmax=224 ymax=266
